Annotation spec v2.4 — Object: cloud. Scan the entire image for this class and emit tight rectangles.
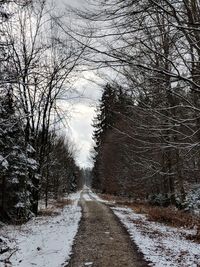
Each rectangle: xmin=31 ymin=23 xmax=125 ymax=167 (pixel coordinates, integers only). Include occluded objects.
xmin=62 ymin=71 xmax=102 ymax=168
xmin=51 ymin=0 xmax=103 ymax=168
xmin=57 ymin=0 xmax=83 ymax=8
xmin=68 ymin=103 xmax=96 ymax=168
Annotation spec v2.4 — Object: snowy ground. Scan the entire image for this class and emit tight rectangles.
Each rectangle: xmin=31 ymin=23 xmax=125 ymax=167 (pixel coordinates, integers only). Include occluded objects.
xmin=0 ymin=191 xmax=82 ymax=267
xmin=2 ymin=188 xmax=200 ymax=267
xmin=82 ymin=187 xmax=110 ymax=204
xmin=112 ymin=207 xmax=200 ymax=267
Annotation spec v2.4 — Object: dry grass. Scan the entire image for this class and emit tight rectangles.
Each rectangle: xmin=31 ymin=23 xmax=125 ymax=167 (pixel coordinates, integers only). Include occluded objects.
xmin=132 ymin=205 xmax=200 ymax=243
xmin=99 ymin=193 xmax=134 ymax=204
xmin=55 ymin=198 xmax=72 ymax=209
xmin=100 ymin=193 xmax=200 ymax=242
xmin=147 ymin=206 xmax=196 ymax=227
xmin=37 ymin=208 xmax=60 ymax=217
xmin=99 ymin=193 xmax=119 ymax=202
xmin=125 ymin=203 xmax=198 ymax=228
xmin=38 ymin=198 xmax=72 ymax=216
xmin=101 ymin=193 xmax=198 ymax=227
xmin=132 ymin=204 xmax=200 ymax=243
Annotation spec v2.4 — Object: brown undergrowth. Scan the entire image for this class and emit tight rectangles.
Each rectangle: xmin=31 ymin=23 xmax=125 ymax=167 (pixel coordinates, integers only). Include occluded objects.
xmin=139 ymin=205 xmax=200 ymax=243
xmin=55 ymin=198 xmax=72 ymax=208
xmin=100 ymin=193 xmax=200 ymax=242
xmin=38 ymin=198 xmax=72 ymax=217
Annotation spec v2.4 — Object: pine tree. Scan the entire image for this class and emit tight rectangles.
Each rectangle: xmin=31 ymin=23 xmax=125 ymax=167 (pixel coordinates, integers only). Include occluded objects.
xmin=92 ymin=84 xmax=119 ymax=191
xmin=0 ymin=87 xmax=37 ymax=222
xmin=93 ymin=84 xmax=117 ymax=146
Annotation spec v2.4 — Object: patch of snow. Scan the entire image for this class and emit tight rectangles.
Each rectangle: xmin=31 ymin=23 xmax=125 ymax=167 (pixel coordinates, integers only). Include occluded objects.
xmin=87 ymin=190 xmax=109 ymax=204
xmin=82 ymin=193 xmax=92 ymax=201
xmin=68 ymin=190 xmax=82 ymax=206
xmin=26 ymin=144 xmax=35 ymax=153
xmin=0 ymin=191 xmax=82 ymax=267
xmin=186 ymin=185 xmax=200 ymax=215
xmin=27 ymin=158 xmax=38 ymax=170
xmin=1 ymin=160 xmax=9 ymax=169
xmin=0 ymin=155 xmax=9 ymax=169
xmin=14 ymin=202 xmax=25 ymax=208
xmin=112 ymin=207 xmax=200 ymax=267
xmin=11 ymin=177 xmax=19 ymax=184
xmin=84 ymin=262 xmax=93 ymax=266
xmin=104 ymin=231 xmax=110 ymax=235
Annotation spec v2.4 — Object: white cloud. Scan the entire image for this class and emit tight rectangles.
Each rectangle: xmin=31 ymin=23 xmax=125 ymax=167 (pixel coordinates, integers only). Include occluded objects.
xmin=50 ymin=0 xmax=103 ymax=168
xmin=68 ymin=103 xmax=96 ymax=168
xmin=64 ymin=72 xmax=102 ymax=168
xmin=56 ymin=0 xmax=84 ymax=8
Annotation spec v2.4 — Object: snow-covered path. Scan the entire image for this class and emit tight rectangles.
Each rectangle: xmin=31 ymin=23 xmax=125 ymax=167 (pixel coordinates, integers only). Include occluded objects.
xmin=68 ymin=187 xmax=147 ymax=267
xmin=1 ymin=188 xmax=200 ymax=267
xmin=0 ymin=192 xmax=82 ymax=267
xmin=70 ymin=188 xmax=200 ymax=267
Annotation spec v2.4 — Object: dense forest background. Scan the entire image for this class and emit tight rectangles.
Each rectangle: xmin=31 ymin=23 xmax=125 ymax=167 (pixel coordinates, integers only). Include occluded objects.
xmin=85 ymin=0 xmax=200 ymax=212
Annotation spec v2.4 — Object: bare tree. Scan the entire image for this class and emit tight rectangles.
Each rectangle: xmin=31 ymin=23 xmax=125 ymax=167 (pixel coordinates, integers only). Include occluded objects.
xmin=76 ymin=0 xmax=200 ymax=208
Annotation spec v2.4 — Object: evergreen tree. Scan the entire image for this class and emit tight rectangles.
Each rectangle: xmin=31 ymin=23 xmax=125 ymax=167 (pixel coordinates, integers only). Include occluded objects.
xmin=92 ymin=84 xmax=120 ymax=191
xmin=93 ymin=84 xmax=117 ymax=147
xmin=0 ymin=87 xmax=37 ymax=222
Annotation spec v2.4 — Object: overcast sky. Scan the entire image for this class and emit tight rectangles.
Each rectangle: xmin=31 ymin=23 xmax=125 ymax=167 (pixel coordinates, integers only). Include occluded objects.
xmin=66 ymin=74 xmax=102 ymax=168
xmin=54 ymin=0 xmax=103 ymax=168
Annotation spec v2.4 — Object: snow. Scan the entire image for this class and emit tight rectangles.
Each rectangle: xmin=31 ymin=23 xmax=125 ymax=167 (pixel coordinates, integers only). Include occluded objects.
xmin=0 ymin=155 xmax=9 ymax=169
xmin=1 ymin=160 xmax=8 ymax=169
xmin=82 ymin=192 xmax=92 ymax=201
xmin=112 ymin=207 xmax=200 ymax=267
xmin=84 ymin=262 xmax=93 ymax=266
xmin=11 ymin=178 xmax=19 ymax=184
xmin=86 ymin=189 xmax=109 ymax=204
xmin=14 ymin=202 xmax=25 ymax=208
xmin=81 ymin=186 xmax=94 ymax=201
xmin=26 ymin=144 xmax=35 ymax=154
xmin=186 ymin=184 xmax=200 ymax=215
xmin=68 ymin=191 xmax=82 ymax=206
xmin=27 ymin=158 xmax=38 ymax=169
xmin=0 ymin=191 xmax=82 ymax=267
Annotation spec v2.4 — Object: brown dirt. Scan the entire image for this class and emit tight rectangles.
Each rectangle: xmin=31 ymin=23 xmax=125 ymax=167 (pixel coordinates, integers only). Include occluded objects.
xmin=67 ymin=190 xmax=149 ymax=267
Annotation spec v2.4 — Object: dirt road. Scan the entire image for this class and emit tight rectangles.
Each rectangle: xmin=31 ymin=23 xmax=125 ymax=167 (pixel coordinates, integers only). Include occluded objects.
xmin=67 ymin=189 xmax=148 ymax=267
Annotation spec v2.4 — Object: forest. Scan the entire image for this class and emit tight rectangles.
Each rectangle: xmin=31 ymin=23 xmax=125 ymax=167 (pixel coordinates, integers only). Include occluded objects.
xmin=1 ymin=0 xmax=200 ymax=223
xmin=0 ymin=0 xmax=83 ymax=223
xmin=87 ymin=0 xmax=200 ymax=212
xmin=1 ymin=1 xmax=200 ymax=266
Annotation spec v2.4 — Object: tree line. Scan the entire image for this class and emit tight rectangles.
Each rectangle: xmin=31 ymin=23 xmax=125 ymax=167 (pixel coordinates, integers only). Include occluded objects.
xmin=77 ymin=0 xmax=200 ymax=210
xmin=0 ymin=0 xmax=84 ymax=223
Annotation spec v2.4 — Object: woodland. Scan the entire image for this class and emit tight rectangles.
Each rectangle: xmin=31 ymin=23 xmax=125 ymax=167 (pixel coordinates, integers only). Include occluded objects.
xmin=1 ymin=0 xmax=200 ymax=224
xmin=87 ymin=0 xmax=200 ymax=212
xmin=0 ymin=0 xmax=83 ymax=223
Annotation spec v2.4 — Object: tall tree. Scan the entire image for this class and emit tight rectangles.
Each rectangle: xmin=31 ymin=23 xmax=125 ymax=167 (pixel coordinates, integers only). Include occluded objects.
xmin=0 ymin=87 xmax=37 ymax=222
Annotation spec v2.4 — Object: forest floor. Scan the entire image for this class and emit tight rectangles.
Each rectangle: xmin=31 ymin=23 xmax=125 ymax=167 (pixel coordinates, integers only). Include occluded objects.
xmin=68 ymin=188 xmax=200 ymax=267
xmin=1 ymin=188 xmax=200 ymax=267
xmin=0 ymin=192 xmax=82 ymax=267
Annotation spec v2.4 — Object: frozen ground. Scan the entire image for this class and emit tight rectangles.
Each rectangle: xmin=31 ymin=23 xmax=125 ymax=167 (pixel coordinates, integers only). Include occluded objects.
xmin=113 ymin=207 xmax=200 ymax=267
xmin=68 ymin=187 xmax=147 ymax=267
xmin=2 ymin=188 xmax=199 ymax=267
xmin=82 ymin=187 xmax=110 ymax=204
xmin=0 ymin=191 xmax=82 ymax=267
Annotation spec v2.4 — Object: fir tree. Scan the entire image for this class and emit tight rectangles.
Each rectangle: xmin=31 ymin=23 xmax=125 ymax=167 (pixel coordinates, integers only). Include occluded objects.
xmin=0 ymin=87 xmax=37 ymax=222
xmin=92 ymin=84 xmax=119 ymax=190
